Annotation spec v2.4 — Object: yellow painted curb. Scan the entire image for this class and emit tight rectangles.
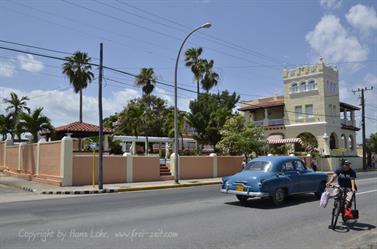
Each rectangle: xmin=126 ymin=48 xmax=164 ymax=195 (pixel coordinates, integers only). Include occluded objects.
xmin=117 ymin=181 xmax=222 ymax=192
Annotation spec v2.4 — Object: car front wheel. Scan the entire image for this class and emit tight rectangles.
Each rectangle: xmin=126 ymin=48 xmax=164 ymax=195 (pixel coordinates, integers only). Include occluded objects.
xmin=236 ymin=195 xmax=249 ymax=202
xmin=272 ymin=188 xmax=286 ymax=206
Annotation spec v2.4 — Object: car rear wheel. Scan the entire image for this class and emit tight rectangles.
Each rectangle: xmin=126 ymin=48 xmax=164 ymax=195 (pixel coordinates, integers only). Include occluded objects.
xmin=236 ymin=195 xmax=249 ymax=202
xmin=272 ymin=188 xmax=285 ymax=206
xmin=314 ymin=181 xmax=326 ymax=199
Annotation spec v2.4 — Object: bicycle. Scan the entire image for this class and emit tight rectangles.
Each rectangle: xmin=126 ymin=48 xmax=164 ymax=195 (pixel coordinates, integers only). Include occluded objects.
xmin=328 ymin=184 xmax=356 ymax=230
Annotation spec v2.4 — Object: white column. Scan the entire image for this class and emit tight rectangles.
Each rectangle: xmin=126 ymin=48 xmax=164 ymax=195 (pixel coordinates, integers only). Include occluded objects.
xmin=264 ymin=108 xmax=268 ymax=126
xmin=126 ymin=154 xmax=133 ymax=183
xmin=210 ymin=153 xmax=218 ymax=178
xmin=170 ymin=153 xmax=179 ymax=179
xmin=131 ymin=141 xmax=136 ymax=155
xmin=104 ymin=135 xmax=109 ymax=152
xmin=18 ymin=143 xmax=23 ymax=171
xmin=165 ymin=142 xmax=169 ymax=160
xmin=60 ymin=136 xmax=73 ymax=186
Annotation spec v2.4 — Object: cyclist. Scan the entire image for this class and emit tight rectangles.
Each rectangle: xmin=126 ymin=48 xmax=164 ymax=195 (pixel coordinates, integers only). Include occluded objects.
xmin=326 ymin=159 xmax=356 ymax=208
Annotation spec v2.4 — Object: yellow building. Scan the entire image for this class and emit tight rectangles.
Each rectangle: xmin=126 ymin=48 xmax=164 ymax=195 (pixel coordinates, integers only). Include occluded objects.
xmin=240 ymin=58 xmax=360 ymax=158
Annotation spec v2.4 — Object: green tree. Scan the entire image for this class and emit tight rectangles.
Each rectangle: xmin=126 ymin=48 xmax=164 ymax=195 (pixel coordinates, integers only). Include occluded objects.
xmin=62 ymin=51 xmax=94 ymax=123
xmin=185 ymin=47 xmax=206 ymax=98
xmin=0 ymin=114 xmax=15 ymax=140
xmin=188 ymin=91 xmax=239 ymax=152
xmin=3 ymin=92 xmax=30 ymax=141
xmin=367 ymin=133 xmax=377 ymax=153
xmin=103 ymin=113 xmax=119 ymax=130
xmin=116 ymin=100 xmax=146 ymax=137
xmin=201 ymin=59 xmax=219 ymax=93
xmin=216 ymin=115 xmax=266 ymax=160
xmin=163 ymin=110 xmax=186 ymax=151
xmin=135 ymin=68 xmax=157 ymax=95
xmin=17 ymin=107 xmax=53 ymax=143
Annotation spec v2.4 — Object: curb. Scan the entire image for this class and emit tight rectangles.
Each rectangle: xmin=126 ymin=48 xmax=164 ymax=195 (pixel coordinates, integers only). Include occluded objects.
xmin=117 ymin=181 xmax=222 ymax=192
xmin=41 ymin=189 xmax=118 ymax=195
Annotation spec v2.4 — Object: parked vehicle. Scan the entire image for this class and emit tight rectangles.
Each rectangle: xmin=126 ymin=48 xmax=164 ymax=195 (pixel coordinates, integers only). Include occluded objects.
xmin=220 ymin=156 xmax=328 ymax=205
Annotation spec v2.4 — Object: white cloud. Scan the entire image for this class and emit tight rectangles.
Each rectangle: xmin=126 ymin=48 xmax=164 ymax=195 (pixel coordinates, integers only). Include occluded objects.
xmin=0 ymin=61 xmax=15 ymax=77
xmin=320 ymin=0 xmax=342 ymax=10
xmin=346 ymin=4 xmax=377 ymax=36
xmin=17 ymin=54 xmax=44 ymax=73
xmin=305 ymin=15 xmax=368 ymax=70
xmin=0 ymin=86 xmax=139 ymax=127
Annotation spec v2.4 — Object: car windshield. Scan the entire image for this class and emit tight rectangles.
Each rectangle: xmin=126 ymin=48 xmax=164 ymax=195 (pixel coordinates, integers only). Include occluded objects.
xmin=245 ymin=161 xmax=272 ymax=172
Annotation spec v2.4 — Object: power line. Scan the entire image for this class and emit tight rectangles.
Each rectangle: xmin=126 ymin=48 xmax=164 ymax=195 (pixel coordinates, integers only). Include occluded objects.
xmin=0 ymin=39 xmax=73 ymax=56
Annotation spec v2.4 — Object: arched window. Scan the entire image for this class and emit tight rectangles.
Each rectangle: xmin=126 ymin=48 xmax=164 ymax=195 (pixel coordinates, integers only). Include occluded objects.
xmin=348 ymin=135 xmax=354 ymax=151
xmin=291 ymin=83 xmax=298 ymax=93
xmin=330 ymin=133 xmax=338 ymax=150
xmin=300 ymin=82 xmax=306 ymax=92
xmin=308 ymin=80 xmax=316 ymax=91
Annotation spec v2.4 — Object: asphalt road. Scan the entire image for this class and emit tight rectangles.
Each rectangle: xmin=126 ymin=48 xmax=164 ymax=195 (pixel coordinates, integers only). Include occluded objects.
xmin=0 ymin=172 xmax=376 ymax=249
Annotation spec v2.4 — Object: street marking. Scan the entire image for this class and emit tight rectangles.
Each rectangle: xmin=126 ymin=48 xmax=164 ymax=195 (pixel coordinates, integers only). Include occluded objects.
xmin=356 ymin=189 xmax=377 ymax=195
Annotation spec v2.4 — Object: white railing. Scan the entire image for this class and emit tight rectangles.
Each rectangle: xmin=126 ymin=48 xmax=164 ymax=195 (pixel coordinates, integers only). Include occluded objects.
xmin=254 ymin=120 xmax=264 ymax=127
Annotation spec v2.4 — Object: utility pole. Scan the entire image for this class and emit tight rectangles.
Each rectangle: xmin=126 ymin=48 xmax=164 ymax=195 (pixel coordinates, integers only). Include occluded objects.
xmin=98 ymin=43 xmax=104 ymax=190
xmin=353 ymin=86 xmax=374 ymax=171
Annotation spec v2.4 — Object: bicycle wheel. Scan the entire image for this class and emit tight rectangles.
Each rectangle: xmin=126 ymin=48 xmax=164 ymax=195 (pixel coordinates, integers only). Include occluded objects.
xmin=330 ymin=200 xmax=341 ymax=230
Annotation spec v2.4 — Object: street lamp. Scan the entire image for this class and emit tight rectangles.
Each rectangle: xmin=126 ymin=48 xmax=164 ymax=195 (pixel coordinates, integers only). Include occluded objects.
xmin=174 ymin=22 xmax=212 ymax=184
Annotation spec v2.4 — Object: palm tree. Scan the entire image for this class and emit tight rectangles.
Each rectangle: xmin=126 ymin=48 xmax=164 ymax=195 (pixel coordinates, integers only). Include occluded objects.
xmin=62 ymin=51 xmax=94 ymax=123
xmin=185 ymin=47 xmax=206 ymax=98
xmin=0 ymin=114 xmax=14 ymax=140
xmin=164 ymin=111 xmax=186 ymax=151
xmin=17 ymin=107 xmax=53 ymax=143
xmin=201 ymin=60 xmax=219 ymax=93
xmin=135 ymin=68 xmax=157 ymax=95
xmin=3 ymin=92 xmax=30 ymax=141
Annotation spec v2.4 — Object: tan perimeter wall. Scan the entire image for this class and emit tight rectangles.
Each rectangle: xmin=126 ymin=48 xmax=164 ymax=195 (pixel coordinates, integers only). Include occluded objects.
xmin=133 ymin=156 xmax=160 ymax=182
xmin=217 ymin=156 xmax=243 ymax=177
xmin=0 ymin=142 xmax=4 ymax=170
xmin=39 ymin=142 xmax=61 ymax=176
xmin=72 ymin=155 xmax=127 ymax=186
xmin=5 ymin=146 xmax=18 ymax=172
xmin=179 ymin=156 xmax=213 ymax=179
xmin=317 ymin=157 xmax=362 ymax=171
xmin=21 ymin=144 xmax=37 ymax=175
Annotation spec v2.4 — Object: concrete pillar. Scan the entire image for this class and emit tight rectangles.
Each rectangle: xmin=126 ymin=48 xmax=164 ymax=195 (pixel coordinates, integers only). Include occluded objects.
xmin=170 ymin=153 xmax=179 ymax=179
xmin=210 ymin=153 xmax=218 ymax=178
xmin=60 ymin=136 xmax=73 ymax=186
xmin=18 ymin=143 xmax=24 ymax=172
xmin=104 ymin=135 xmax=109 ymax=152
xmin=264 ymin=108 xmax=268 ymax=125
xmin=4 ymin=138 xmax=13 ymax=170
xmin=126 ymin=154 xmax=133 ymax=183
xmin=165 ymin=142 xmax=170 ymax=160
xmin=131 ymin=141 xmax=136 ymax=155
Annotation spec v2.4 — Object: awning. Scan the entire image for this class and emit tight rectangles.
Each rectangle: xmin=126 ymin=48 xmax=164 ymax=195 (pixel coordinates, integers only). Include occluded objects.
xmin=267 ymin=137 xmax=303 ymax=145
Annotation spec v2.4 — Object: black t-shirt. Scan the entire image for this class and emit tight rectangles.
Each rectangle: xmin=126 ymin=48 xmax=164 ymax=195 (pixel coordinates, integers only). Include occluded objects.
xmin=334 ymin=167 xmax=356 ymax=188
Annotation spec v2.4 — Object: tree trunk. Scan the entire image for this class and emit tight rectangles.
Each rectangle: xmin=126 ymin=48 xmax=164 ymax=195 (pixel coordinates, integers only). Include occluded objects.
xmin=79 ymin=89 xmax=83 ymax=123
xmin=197 ymin=80 xmax=200 ymax=99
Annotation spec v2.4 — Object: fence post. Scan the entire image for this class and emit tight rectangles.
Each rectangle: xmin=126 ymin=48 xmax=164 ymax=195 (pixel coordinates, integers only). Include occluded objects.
xmin=60 ymin=137 xmax=73 ymax=186
xmin=126 ymin=154 xmax=133 ymax=183
xmin=210 ymin=153 xmax=218 ymax=178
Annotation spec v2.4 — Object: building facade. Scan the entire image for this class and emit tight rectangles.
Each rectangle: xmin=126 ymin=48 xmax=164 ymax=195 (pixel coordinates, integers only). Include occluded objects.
xmin=240 ymin=58 xmax=360 ymax=156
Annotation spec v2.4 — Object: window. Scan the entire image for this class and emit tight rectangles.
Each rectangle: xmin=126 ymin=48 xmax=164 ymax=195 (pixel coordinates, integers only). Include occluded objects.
xmin=245 ymin=161 xmax=272 ymax=172
xmin=294 ymin=160 xmax=306 ymax=171
xmin=291 ymin=83 xmax=298 ymax=93
xmin=305 ymin=104 xmax=313 ymax=118
xmin=300 ymin=82 xmax=306 ymax=92
xmin=295 ymin=106 xmax=303 ymax=120
xmin=308 ymin=80 xmax=316 ymax=91
xmin=282 ymin=161 xmax=295 ymax=171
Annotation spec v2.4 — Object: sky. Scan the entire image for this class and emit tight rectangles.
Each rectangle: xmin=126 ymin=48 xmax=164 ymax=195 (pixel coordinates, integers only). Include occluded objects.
xmin=0 ymin=0 xmax=376 ymax=142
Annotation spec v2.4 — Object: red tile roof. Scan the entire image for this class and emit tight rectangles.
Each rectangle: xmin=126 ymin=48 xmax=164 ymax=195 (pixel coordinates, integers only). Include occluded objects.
xmin=239 ymin=96 xmax=284 ymax=111
xmin=53 ymin=121 xmax=113 ymax=134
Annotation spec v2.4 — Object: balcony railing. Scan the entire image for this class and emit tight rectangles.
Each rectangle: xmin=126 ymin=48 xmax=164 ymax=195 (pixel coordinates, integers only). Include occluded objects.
xmin=254 ymin=120 xmax=264 ymax=127
xmin=341 ymin=119 xmax=354 ymax=126
xmin=268 ymin=118 xmax=285 ymax=126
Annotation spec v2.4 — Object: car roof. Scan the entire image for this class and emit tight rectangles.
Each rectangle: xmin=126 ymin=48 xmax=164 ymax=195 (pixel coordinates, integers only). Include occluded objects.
xmin=251 ymin=156 xmax=300 ymax=165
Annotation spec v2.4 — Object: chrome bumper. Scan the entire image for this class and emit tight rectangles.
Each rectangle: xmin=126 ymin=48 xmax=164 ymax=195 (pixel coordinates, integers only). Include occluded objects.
xmin=220 ymin=188 xmax=270 ymax=198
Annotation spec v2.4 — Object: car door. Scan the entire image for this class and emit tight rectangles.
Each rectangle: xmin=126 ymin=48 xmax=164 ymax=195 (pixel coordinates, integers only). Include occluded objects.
xmin=281 ymin=160 xmax=301 ymax=193
xmin=293 ymin=160 xmax=312 ymax=192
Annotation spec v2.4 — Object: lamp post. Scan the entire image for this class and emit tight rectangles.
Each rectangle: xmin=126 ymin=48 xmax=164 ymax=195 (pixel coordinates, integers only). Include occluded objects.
xmin=174 ymin=22 xmax=211 ymax=184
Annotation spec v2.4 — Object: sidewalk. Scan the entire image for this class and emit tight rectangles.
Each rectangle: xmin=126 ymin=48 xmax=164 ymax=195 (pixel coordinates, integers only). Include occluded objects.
xmin=0 ymin=172 xmax=222 ymax=195
xmin=0 ymin=171 xmax=334 ymax=195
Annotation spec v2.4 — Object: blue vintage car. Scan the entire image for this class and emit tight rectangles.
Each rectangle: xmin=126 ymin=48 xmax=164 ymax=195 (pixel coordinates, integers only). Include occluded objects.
xmin=221 ymin=156 xmax=328 ymax=205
